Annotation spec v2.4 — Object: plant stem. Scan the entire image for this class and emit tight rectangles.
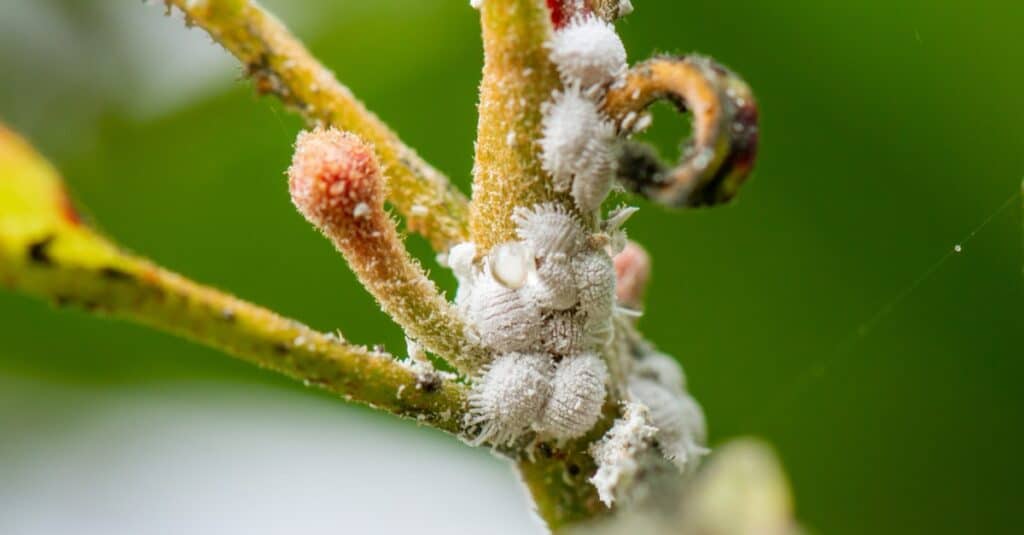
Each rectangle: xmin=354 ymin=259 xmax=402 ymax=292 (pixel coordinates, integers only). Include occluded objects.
xmin=288 ymin=128 xmax=488 ymax=373
xmin=517 ymin=406 xmax=617 ymax=530
xmin=0 ymin=124 xmax=467 ymax=433
xmin=164 ymin=0 xmax=469 ymax=252
xmin=470 ymin=0 xmax=574 ymax=252
xmin=468 ymin=2 xmax=620 ymax=528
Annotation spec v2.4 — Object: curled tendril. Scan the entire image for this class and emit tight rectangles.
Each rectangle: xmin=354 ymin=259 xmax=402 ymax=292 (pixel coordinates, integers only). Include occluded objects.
xmin=603 ymin=56 xmax=759 ymax=208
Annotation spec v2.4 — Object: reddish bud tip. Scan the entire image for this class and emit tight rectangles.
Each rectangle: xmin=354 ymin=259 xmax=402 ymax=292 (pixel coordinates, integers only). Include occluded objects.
xmin=613 ymin=240 xmax=651 ymax=309
xmin=288 ymin=127 xmax=383 ymax=233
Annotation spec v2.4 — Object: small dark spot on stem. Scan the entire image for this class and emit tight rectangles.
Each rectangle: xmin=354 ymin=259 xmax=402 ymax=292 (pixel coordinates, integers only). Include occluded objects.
xmin=220 ymin=308 xmax=236 ymax=322
xmin=99 ymin=267 xmax=132 ymax=281
xmin=27 ymin=235 xmax=56 ymax=266
xmin=567 ymin=463 xmax=581 ymax=477
xmin=417 ymin=373 xmax=442 ymax=394
xmin=272 ymin=343 xmax=290 ymax=356
xmin=538 ymin=442 xmax=554 ymax=459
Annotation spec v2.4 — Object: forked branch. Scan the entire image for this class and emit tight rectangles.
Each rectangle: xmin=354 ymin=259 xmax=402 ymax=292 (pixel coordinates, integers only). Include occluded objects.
xmin=0 ymin=124 xmax=467 ymax=433
xmin=164 ymin=0 xmax=469 ymax=251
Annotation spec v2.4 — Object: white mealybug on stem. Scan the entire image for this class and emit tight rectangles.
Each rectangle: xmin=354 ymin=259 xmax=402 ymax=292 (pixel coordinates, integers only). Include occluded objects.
xmin=463 ymin=273 xmax=543 ymax=353
xmin=573 ymin=248 xmax=617 ymax=347
xmin=539 ymin=88 xmax=618 ymax=212
xmin=628 ymin=376 xmax=708 ymax=472
xmin=547 ymin=16 xmax=628 ymax=88
xmin=536 ymin=352 xmax=609 ymax=440
xmin=469 ymin=352 xmax=554 ymax=446
xmin=539 ymin=309 xmax=584 ymax=357
xmin=634 ymin=352 xmax=686 ymax=392
xmin=525 ymin=251 xmax=578 ymax=310
xmin=512 ymin=203 xmax=585 ymax=310
xmin=589 ymin=402 xmax=657 ymax=506
xmin=513 ymin=203 xmax=586 ymax=257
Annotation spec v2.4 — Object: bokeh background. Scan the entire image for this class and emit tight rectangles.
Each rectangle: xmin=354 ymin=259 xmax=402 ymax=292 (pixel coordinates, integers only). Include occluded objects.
xmin=1 ymin=1 xmax=1022 ymax=533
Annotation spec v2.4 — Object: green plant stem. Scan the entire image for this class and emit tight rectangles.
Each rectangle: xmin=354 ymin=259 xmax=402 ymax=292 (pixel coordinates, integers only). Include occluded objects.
xmin=164 ymin=0 xmax=469 ymax=252
xmin=467 ymin=2 xmax=619 ymax=528
xmin=470 ymin=0 xmax=573 ymax=252
xmin=0 ymin=124 xmax=467 ymax=433
xmin=517 ymin=404 xmax=618 ymax=530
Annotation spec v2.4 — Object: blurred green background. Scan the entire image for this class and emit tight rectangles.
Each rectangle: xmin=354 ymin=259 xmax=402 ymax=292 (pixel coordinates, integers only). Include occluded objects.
xmin=1 ymin=1 xmax=1022 ymax=533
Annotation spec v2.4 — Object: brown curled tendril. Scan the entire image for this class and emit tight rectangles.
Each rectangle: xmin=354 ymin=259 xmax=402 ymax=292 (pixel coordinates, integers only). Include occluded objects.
xmin=603 ymin=56 xmax=759 ymax=208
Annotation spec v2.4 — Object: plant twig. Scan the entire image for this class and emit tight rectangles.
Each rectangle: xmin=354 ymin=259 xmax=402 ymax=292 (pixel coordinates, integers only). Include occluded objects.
xmin=164 ymin=0 xmax=469 ymax=251
xmin=467 ymin=1 xmax=625 ymax=526
xmin=517 ymin=403 xmax=618 ymax=529
xmin=471 ymin=0 xmax=573 ymax=252
xmin=288 ymin=128 xmax=488 ymax=373
xmin=0 ymin=124 xmax=467 ymax=432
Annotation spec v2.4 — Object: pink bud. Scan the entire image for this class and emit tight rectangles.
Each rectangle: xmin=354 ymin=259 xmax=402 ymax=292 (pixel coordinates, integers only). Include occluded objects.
xmin=288 ymin=127 xmax=383 ymax=237
xmin=613 ymin=240 xmax=651 ymax=309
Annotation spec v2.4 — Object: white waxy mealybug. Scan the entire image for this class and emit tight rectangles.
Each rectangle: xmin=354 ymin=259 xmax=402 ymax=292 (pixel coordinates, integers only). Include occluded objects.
xmin=589 ymin=402 xmax=657 ymax=506
xmin=513 ymin=203 xmax=586 ymax=257
xmin=536 ymin=352 xmax=609 ymax=440
xmin=571 ymin=155 xmax=618 ymax=214
xmin=539 ymin=310 xmax=584 ymax=357
xmin=573 ymin=249 xmax=617 ymax=347
xmin=469 ymin=352 xmax=554 ymax=446
xmin=628 ymin=376 xmax=708 ymax=472
xmin=524 ymin=252 xmax=578 ymax=311
xmin=464 ymin=274 xmax=542 ymax=353
xmin=634 ymin=352 xmax=687 ymax=392
xmin=547 ymin=16 xmax=628 ymax=89
xmin=539 ymin=88 xmax=617 ymax=212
